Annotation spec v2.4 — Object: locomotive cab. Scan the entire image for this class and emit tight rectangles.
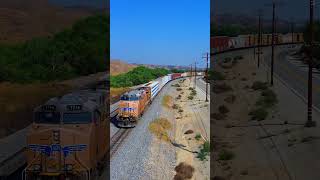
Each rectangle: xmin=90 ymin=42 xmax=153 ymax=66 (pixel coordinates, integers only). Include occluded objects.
xmin=24 ymin=90 xmax=108 ymax=180
xmin=117 ymin=87 xmax=150 ymax=128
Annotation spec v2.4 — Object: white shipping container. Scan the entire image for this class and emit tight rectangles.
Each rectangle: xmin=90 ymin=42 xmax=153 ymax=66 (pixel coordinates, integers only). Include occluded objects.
xmin=146 ymin=81 xmax=160 ymax=100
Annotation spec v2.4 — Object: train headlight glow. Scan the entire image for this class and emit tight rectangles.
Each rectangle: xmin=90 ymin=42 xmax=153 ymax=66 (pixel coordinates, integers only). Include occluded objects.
xmin=52 ymin=130 xmax=60 ymax=142
xmin=32 ymin=164 xmax=41 ymax=171
xmin=65 ymin=164 xmax=73 ymax=171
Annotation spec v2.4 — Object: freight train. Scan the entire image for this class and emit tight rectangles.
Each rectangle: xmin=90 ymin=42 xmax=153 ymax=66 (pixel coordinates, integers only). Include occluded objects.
xmin=24 ymin=89 xmax=108 ymax=180
xmin=116 ymin=73 xmax=187 ymax=127
xmin=211 ymin=33 xmax=304 ymax=53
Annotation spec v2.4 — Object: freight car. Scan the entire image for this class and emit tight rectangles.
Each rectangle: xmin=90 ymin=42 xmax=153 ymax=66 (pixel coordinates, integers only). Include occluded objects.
xmin=171 ymin=73 xmax=182 ymax=80
xmin=211 ymin=32 xmax=304 ymax=53
xmin=116 ymin=74 xmax=174 ymax=128
xmin=24 ymin=89 xmax=108 ymax=180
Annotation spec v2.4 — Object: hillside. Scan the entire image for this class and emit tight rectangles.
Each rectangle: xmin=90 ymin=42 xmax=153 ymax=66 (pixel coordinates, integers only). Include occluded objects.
xmin=0 ymin=14 xmax=108 ymax=83
xmin=0 ymin=0 xmax=97 ymax=44
xmin=211 ymin=13 xmax=306 ymax=36
xmin=110 ymin=60 xmax=137 ymax=76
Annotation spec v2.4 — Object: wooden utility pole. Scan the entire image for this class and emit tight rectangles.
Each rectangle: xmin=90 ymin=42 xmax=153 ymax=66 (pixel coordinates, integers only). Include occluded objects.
xmin=291 ymin=21 xmax=294 ymax=44
xmin=194 ymin=62 xmax=197 ymax=88
xmin=202 ymin=53 xmax=209 ymax=102
xmin=190 ymin=64 xmax=192 ymax=82
xmin=271 ymin=2 xmax=275 ymax=86
xmin=306 ymin=0 xmax=316 ymax=127
xmin=258 ymin=13 xmax=262 ymax=68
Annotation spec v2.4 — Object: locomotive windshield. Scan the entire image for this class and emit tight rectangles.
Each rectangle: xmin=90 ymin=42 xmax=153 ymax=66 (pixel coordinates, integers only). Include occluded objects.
xmin=63 ymin=112 xmax=92 ymax=124
xmin=120 ymin=95 xmax=139 ymax=101
xmin=34 ymin=112 xmax=60 ymax=124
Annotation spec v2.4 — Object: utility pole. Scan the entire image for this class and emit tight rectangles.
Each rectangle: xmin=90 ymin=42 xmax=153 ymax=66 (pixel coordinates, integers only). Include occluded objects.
xmin=258 ymin=13 xmax=261 ymax=68
xmin=190 ymin=64 xmax=192 ymax=82
xmin=291 ymin=21 xmax=294 ymax=44
xmin=271 ymin=1 xmax=275 ymax=86
xmin=194 ymin=62 xmax=197 ymax=88
xmin=202 ymin=53 xmax=209 ymax=102
xmin=306 ymin=0 xmax=316 ymax=127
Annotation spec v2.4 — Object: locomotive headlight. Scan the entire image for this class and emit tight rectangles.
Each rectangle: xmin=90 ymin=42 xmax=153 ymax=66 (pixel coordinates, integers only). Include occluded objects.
xmin=32 ymin=164 xmax=41 ymax=171
xmin=65 ymin=164 xmax=73 ymax=171
xmin=53 ymin=130 xmax=60 ymax=142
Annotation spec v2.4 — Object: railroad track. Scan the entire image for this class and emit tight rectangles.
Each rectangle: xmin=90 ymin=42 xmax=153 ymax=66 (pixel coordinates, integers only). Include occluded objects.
xmin=110 ymin=128 xmax=131 ymax=159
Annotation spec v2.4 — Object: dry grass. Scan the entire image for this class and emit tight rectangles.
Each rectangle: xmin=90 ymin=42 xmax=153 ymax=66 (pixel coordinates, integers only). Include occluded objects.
xmin=174 ymin=162 xmax=195 ymax=180
xmin=148 ymin=118 xmax=172 ymax=142
xmin=110 ymin=87 xmax=130 ymax=104
xmin=0 ymin=82 xmax=71 ymax=138
xmin=162 ymin=95 xmax=173 ymax=108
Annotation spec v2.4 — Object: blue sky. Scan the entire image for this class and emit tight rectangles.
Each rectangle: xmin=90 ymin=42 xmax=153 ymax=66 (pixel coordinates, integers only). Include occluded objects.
xmin=110 ymin=0 xmax=209 ymax=67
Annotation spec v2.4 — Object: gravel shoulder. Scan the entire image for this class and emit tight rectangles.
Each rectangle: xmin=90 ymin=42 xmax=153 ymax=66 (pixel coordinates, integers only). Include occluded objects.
xmin=212 ymin=47 xmax=320 ymax=180
xmin=173 ymin=78 xmax=210 ymax=180
xmin=107 ymin=80 xmax=178 ymax=180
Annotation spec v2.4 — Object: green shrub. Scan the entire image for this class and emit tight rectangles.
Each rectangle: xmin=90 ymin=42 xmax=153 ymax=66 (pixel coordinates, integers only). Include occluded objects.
xmin=111 ymin=66 xmax=170 ymax=88
xmin=172 ymin=104 xmax=179 ymax=109
xmin=195 ymin=133 xmax=201 ymax=141
xmin=197 ymin=141 xmax=210 ymax=161
xmin=251 ymin=81 xmax=268 ymax=91
xmin=256 ymin=89 xmax=278 ymax=108
xmin=209 ymin=71 xmax=225 ymax=81
xmin=218 ymin=105 xmax=229 ymax=114
xmin=249 ymin=108 xmax=268 ymax=121
xmin=0 ymin=15 xmax=109 ymax=83
xmin=218 ymin=149 xmax=235 ymax=161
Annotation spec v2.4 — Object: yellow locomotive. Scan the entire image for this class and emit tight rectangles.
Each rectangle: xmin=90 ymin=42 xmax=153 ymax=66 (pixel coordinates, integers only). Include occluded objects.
xmin=24 ymin=89 xmax=108 ymax=180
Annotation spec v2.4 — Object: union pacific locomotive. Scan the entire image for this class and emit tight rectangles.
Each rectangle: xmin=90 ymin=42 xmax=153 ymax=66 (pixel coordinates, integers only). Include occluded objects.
xmin=24 ymin=89 xmax=108 ymax=180
xmin=116 ymin=73 xmax=188 ymax=127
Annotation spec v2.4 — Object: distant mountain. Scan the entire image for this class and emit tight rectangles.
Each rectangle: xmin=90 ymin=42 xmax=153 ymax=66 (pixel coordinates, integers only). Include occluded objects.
xmin=49 ymin=0 xmax=108 ymax=9
xmin=110 ymin=60 xmax=137 ymax=76
xmin=131 ymin=63 xmax=205 ymax=71
xmin=212 ymin=13 xmax=306 ymax=34
xmin=0 ymin=0 xmax=99 ymax=44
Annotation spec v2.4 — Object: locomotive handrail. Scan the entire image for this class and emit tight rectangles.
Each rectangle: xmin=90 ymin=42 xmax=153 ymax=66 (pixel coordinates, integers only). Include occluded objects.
xmin=211 ymin=42 xmax=304 ymax=56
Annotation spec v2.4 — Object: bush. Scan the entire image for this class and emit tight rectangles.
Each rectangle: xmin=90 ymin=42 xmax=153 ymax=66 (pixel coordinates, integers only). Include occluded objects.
xmin=218 ymin=149 xmax=235 ymax=161
xmin=172 ymin=104 xmax=179 ymax=109
xmin=197 ymin=141 xmax=210 ymax=161
xmin=188 ymin=96 xmax=194 ymax=100
xmin=111 ymin=66 xmax=170 ymax=88
xmin=256 ymin=89 xmax=278 ymax=108
xmin=176 ymin=88 xmax=182 ymax=91
xmin=212 ymin=113 xmax=225 ymax=120
xmin=195 ymin=133 xmax=202 ymax=141
xmin=218 ymin=105 xmax=229 ymax=114
xmin=174 ymin=162 xmax=195 ymax=180
xmin=213 ymin=83 xmax=233 ymax=94
xmin=224 ymin=95 xmax=236 ymax=104
xmin=0 ymin=15 xmax=109 ymax=83
xmin=234 ymin=55 xmax=243 ymax=60
xmin=249 ymin=108 xmax=268 ymax=121
xmin=251 ymin=81 xmax=268 ymax=91
xmin=172 ymin=83 xmax=180 ymax=87
xmin=210 ymin=71 xmax=225 ymax=81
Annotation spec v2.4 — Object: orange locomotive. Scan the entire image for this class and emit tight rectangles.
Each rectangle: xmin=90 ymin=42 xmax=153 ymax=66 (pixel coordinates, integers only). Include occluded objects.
xmin=24 ymin=89 xmax=108 ymax=180
xmin=116 ymin=75 xmax=175 ymax=128
xmin=117 ymin=87 xmax=151 ymax=127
